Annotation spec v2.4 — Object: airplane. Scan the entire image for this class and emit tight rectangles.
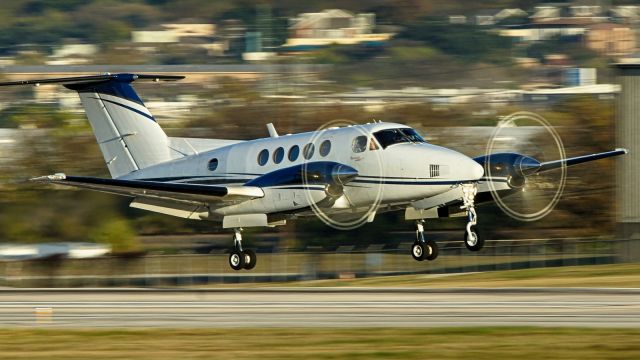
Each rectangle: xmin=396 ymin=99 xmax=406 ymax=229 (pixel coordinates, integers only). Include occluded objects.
xmin=0 ymin=73 xmax=627 ymax=270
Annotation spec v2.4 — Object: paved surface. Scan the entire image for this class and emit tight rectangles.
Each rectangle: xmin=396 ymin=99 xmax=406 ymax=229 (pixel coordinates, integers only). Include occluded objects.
xmin=1 ymin=288 xmax=639 ymax=328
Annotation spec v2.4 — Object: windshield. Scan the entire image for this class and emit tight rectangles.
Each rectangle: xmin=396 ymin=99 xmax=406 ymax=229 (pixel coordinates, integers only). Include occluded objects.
xmin=373 ymin=128 xmax=426 ymax=149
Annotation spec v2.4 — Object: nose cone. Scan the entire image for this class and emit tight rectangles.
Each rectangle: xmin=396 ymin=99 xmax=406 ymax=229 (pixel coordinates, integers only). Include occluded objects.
xmin=469 ymin=159 xmax=485 ymax=180
xmin=331 ymin=164 xmax=359 ymax=185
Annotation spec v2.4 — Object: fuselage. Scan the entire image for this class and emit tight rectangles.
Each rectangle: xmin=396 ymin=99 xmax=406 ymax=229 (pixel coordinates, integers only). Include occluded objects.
xmin=121 ymin=122 xmax=484 ymax=216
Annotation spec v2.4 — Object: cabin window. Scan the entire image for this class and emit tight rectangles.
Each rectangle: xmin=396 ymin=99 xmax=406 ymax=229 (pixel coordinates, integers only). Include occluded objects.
xmin=303 ymin=143 xmax=315 ymax=159
xmin=288 ymin=145 xmax=300 ymax=161
xmin=208 ymin=158 xmax=218 ymax=171
xmin=352 ymin=136 xmax=367 ymax=153
xmin=319 ymin=140 xmax=331 ymax=157
xmin=257 ymin=149 xmax=269 ymax=166
xmin=273 ymin=147 xmax=284 ymax=164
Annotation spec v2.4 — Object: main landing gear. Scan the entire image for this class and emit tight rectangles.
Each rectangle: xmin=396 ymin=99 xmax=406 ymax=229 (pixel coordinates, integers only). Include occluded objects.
xmin=461 ymin=183 xmax=484 ymax=252
xmin=411 ymin=220 xmax=438 ymax=261
xmin=228 ymin=228 xmax=257 ymax=271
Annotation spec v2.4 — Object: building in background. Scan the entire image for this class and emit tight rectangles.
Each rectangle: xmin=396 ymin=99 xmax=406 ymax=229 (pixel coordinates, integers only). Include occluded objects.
xmin=283 ymin=9 xmax=393 ymax=50
xmin=585 ymin=23 xmax=636 ymax=56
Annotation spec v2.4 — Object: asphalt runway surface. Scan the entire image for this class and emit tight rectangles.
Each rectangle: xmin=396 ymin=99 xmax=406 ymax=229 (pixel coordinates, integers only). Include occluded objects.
xmin=1 ymin=288 xmax=639 ymax=328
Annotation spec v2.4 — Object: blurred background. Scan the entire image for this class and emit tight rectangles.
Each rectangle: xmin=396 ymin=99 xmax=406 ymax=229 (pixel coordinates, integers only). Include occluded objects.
xmin=0 ymin=0 xmax=636 ymax=286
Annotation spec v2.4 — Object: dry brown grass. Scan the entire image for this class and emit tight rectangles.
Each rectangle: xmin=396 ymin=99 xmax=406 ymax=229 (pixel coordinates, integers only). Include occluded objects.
xmin=0 ymin=328 xmax=638 ymax=360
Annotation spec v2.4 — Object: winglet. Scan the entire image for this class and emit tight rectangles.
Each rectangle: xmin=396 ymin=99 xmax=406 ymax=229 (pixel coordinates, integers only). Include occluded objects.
xmin=616 ymin=147 xmax=629 ymax=154
xmin=30 ymin=173 xmax=67 ymax=182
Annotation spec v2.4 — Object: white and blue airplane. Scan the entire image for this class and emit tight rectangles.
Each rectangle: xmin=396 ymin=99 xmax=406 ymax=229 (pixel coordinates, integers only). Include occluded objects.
xmin=0 ymin=73 xmax=627 ymax=270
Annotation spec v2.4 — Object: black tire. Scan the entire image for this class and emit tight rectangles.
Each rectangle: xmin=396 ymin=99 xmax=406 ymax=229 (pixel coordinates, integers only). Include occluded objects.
xmin=229 ymin=250 xmax=245 ymax=271
xmin=464 ymin=226 xmax=485 ymax=252
xmin=411 ymin=241 xmax=426 ymax=261
xmin=243 ymin=249 xmax=257 ymax=270
xmin=425 ymin=239 xmax=439 ymax=261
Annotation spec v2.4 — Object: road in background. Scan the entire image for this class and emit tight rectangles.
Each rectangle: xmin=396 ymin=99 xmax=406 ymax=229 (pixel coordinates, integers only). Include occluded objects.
xmin=1 ymin=288 xmax=639 ymax=328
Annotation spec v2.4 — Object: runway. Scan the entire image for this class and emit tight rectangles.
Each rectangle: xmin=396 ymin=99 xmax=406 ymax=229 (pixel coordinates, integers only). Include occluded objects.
xmin=1 ymin=288 xmax=639 ymax=328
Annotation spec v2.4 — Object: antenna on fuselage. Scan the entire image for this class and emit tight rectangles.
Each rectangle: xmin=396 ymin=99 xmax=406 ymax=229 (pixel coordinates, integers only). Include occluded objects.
xmin=266 ymin=123 xmax=279 ymax=138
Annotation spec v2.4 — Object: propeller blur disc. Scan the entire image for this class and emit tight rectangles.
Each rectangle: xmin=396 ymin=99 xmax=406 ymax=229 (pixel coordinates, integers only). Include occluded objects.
xmin=485 ymin=112 xmax=567 ymax=222
xmin=303 ymin=119 xmax=385 ymax=230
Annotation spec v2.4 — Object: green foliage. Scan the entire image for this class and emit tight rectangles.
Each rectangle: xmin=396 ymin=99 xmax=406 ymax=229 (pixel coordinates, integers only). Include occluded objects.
xmin=525 ymin=36 xmax=600 ymax=65
xmin=0 ymin=104 xmax=77 ymax=129
xmin=89 ymin=217 xmax=140 ymax=253
xmin=399 ymin=17 xmax=513 ymax=64
xmin=387 ymin=46 xmax=441 ymax=62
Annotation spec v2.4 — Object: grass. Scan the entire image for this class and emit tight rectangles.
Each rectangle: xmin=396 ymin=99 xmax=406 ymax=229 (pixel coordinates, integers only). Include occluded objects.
xmin=257 ymin=263 xmax=640 ymax=288
xmin=0 ymin=328 xmax=638 ymax=359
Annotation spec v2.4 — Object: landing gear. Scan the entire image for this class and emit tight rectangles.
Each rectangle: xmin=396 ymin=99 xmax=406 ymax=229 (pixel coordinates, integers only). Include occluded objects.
xmin=464 ymin=226 xmax=483 ymax=252
xmin=411 ymin=220 xmax=438 ymax=261
xmin=228 ymin=228 xmax=257 ymax=271
xmin=461 ymin=183 xmax=484 ymax=252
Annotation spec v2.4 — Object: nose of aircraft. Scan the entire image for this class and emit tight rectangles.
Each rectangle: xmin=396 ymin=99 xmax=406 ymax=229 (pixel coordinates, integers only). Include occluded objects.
xmin=448 ymin=151 xmax=484 ymax=180
xmin=469 ymin=158 xmax=485 ymax=180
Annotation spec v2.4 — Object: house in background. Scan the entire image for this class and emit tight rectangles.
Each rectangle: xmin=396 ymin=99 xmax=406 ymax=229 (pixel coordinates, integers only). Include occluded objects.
xmin=585 ymin=23 xmax=636 ymax=56
xmin=610 ymin=6 xmax=640 ymax=23
xmin=283 ymin=9 xmax=393 ymax=50
xmin=475 ymin=8 xmax=528 ymax=26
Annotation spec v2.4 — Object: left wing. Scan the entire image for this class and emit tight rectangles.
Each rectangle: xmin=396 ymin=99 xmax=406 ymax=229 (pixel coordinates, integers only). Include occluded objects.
xmin=31 ymin=173 xmax=264 ymax=204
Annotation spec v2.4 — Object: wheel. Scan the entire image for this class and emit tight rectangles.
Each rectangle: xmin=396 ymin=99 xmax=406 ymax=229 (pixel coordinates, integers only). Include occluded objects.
xmin=229 ymin=250 xmax=245 ymax=271
xmin=425 ymin=240 xmax=439 ymax=261
xmin=464 ymin=226 xmax=485 ymax=252
xmin=243 ymin=249 xmax=257 ymax=270
xmin=411 ymin=241 xmax=426 ymax=261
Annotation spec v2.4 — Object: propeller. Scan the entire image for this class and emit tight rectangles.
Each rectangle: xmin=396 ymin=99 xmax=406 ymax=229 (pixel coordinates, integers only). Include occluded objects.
xmin=302 ymin=119 xmax=385 ymax=230
xmin=480 ymin=112 xmax=626 ymax=222
xmin=481 ymin=112 xmax=568 ymax=222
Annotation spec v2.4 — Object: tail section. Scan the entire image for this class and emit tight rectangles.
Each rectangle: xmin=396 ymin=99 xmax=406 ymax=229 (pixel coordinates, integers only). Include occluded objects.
xmin=0 ymin=73 xmax=184 ymax=178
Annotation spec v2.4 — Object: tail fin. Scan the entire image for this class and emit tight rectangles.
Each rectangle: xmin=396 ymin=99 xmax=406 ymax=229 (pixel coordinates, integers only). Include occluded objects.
xmin=0 ymin=73 xmax=184 ymax=178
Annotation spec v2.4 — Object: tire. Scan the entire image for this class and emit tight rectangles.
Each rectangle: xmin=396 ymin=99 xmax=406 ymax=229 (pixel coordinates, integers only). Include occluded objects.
xmin=243 ymin=249 xmax=257 ymax=270
xmin=229 ymin=250 xmax=245 ymax=271
xmin=464 ymin=226 xmax=485 ymax=252
xmin=425 ymin=240 xmax=439 ymax=261
xmin=411 ymin=241 xmax=426 ymax=261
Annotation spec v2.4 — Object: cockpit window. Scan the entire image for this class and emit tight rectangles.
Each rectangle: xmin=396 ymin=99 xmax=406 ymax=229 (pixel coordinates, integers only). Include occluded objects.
xmin=373 ymin=128 xmax=426 ymax=149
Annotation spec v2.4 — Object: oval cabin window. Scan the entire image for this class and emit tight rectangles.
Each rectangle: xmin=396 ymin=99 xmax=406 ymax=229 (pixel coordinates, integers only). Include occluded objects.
xmin=288 ymin=145 xmax=300 ymax=161
xmin=257 ymin=149 xmax=269 ymax=166
xmin=319 ymin=140 xmax=331 ymax=157
xmin=208 ymin=158 xmax=218 ymax=171
xmin=273 ymin=147 xmax=284 ymax=164
xmin=303 ymin=143 xmax=315 ymax=159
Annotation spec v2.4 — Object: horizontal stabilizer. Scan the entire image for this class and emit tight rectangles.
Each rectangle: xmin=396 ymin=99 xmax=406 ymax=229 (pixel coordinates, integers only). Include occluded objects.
xmin=31 ymin=173 xmax=264 ymax=204
xmin=0 ymin=73 xmax=184 ymax=87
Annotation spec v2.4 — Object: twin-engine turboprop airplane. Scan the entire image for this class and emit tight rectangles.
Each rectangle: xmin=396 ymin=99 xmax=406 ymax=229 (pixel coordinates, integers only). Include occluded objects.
xmin=0 ymin=73 xmax=627 ymax=270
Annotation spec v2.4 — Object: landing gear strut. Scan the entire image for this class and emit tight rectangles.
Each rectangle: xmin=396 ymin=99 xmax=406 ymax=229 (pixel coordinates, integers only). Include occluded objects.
xmin=228 ymin=228 xmax=257 ymax=271
xmin=461 ymin=183 xmax=484 ymax=252
xmin=411 ymin=220 xmax=438 ymax=261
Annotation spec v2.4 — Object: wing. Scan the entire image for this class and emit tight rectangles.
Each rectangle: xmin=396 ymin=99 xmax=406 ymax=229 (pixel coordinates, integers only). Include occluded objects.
xmin=31 ymin=173 xmax=264 ymax=204
xmin=408 ymin=148 xmax=627 ymax=218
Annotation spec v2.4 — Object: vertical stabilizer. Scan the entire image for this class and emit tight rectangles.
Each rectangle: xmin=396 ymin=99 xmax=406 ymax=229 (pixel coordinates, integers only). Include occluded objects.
xmin=65 ymin=74 xmax=174 ymax=178
xmin=0 ymin=73 xmax=184 ymax=178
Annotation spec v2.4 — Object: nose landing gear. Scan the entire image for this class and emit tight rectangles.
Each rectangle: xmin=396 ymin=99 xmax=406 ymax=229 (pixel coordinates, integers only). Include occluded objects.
xmin=228 ymin=228 xmax=257 ymax=271
xmin=411 ymin=220 xmax=438 ymax=261
xmin=461 ymin=183 xmax=484 ymax=252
